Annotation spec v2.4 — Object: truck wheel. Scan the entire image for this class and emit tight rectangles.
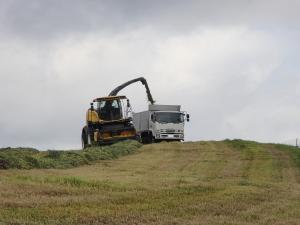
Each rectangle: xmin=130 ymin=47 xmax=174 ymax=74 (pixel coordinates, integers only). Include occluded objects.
xmin=141 ymin=134 xmax=153 ymax=144
xmin=148 ymin=136 xmax=153 ymax=144
xmin=137 ymin=134 xmax=142 ymax=143
xmin=141 ymin=136 xmax=147 ymax=144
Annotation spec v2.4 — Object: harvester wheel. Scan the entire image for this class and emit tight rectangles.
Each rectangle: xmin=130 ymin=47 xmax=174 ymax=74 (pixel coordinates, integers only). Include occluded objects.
xmin=81 ymin=136 xmax=87 ymax=149
xmin=81 ymin=126 xmax=89 ymax=149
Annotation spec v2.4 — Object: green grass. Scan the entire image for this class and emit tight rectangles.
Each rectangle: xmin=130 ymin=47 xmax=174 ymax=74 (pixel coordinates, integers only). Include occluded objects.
xmin=0 ymin=140 xmax=142 ymax=169
xmin=275 ymin=143 xmax=300 ymax=168
xmin=0 ymin=140 xmax=299 ymax=225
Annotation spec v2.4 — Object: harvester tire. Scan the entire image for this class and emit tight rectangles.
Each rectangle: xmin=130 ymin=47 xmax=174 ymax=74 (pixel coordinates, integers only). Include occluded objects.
xmin=81 ymin=126 xmax=88 ymax=149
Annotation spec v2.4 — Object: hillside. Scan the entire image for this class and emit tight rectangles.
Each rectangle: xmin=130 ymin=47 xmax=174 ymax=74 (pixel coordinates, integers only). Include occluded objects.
xmin=0 ymin=140 xmax=300 ymax=225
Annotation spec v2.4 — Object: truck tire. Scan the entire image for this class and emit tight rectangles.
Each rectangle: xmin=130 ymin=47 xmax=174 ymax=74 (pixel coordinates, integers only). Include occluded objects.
xmin=141 ymin=132 xmax=153 ymax=144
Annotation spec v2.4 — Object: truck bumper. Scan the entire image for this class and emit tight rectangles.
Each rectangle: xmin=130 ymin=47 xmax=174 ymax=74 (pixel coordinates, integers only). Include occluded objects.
xmin=155 ymin=133 xmax=184 ymax=140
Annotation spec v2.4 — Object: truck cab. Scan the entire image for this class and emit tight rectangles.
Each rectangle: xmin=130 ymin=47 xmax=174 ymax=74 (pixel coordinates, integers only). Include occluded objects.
xmin=151 ymin=111 xmax=186 ymax=140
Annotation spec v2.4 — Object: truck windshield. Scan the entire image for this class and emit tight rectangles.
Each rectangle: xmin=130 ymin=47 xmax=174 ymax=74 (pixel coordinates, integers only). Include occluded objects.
xmin=155 ymin=112 xmax=184 ymax=124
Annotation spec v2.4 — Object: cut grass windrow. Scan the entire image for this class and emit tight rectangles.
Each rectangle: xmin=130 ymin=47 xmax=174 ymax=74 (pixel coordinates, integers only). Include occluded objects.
xmin=0 ymin=140 xmax=142 ymax=169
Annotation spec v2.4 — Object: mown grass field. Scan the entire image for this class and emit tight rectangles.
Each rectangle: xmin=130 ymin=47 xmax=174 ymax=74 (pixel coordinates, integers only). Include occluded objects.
xmin=0 ymin=140 xmax=300 ymax=225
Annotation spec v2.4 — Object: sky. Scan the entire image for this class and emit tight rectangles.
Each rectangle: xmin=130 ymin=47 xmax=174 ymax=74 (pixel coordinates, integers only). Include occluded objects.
xmin=0 ymin=0 xmax=300 ymax=149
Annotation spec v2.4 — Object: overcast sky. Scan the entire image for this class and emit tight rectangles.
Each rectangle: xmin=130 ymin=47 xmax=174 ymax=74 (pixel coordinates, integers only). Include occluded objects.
xmin=0 ymin=0 xmax=299 ymax=149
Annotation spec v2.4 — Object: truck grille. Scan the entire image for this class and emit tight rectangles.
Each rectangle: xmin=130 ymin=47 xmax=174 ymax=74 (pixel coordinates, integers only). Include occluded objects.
xmin=160 ymin=129 xmax=176 ymax=133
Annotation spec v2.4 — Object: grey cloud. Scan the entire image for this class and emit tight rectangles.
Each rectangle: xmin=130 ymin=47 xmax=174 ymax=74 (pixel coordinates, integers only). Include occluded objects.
xmin=1 ymin=0 xmax=299 ymax=40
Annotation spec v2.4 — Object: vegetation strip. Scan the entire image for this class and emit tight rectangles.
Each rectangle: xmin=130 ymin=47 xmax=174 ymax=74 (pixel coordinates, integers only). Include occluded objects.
xmin=0 ymin=140 xmax=142 ymax=169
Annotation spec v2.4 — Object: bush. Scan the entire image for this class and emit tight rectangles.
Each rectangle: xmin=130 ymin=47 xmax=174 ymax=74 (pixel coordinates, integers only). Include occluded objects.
xmin=0 ymin=154 xmax=10 ymax=169
xmin=47 ymin=150 xmax=62 ymax=159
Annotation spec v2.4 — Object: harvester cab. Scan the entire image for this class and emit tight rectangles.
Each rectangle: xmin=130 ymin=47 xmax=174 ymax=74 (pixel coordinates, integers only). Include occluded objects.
xmin=82 ymin=95 xmax=135 ymax=149
xmin=91 ymin=96 xmax=131 ymax=122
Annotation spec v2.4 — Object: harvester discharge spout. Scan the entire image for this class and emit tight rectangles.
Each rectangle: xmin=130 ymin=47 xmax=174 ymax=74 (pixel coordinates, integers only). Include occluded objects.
xmin=109 ymin=77 xmax=155 ymax=104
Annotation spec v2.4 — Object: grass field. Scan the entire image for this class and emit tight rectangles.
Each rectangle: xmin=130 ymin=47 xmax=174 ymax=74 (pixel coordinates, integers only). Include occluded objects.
xmin=0 ymin=140 xmax=300 ymax=225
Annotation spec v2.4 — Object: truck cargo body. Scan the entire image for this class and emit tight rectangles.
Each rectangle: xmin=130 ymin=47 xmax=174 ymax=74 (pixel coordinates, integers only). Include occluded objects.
xmin=133 ymin=104 xmax=187 ymax=143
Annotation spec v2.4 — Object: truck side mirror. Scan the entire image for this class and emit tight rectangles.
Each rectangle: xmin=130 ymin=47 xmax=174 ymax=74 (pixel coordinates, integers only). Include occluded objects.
xmin=151 ymin=114 xmax=156 ymax=121
xmin=186 ymin=114 xmax=190 ymax=122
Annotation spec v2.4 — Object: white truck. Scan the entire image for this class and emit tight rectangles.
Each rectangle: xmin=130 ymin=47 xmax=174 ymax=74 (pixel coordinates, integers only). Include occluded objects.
xmin=133 ymin=104 xmax=189 ymax=143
